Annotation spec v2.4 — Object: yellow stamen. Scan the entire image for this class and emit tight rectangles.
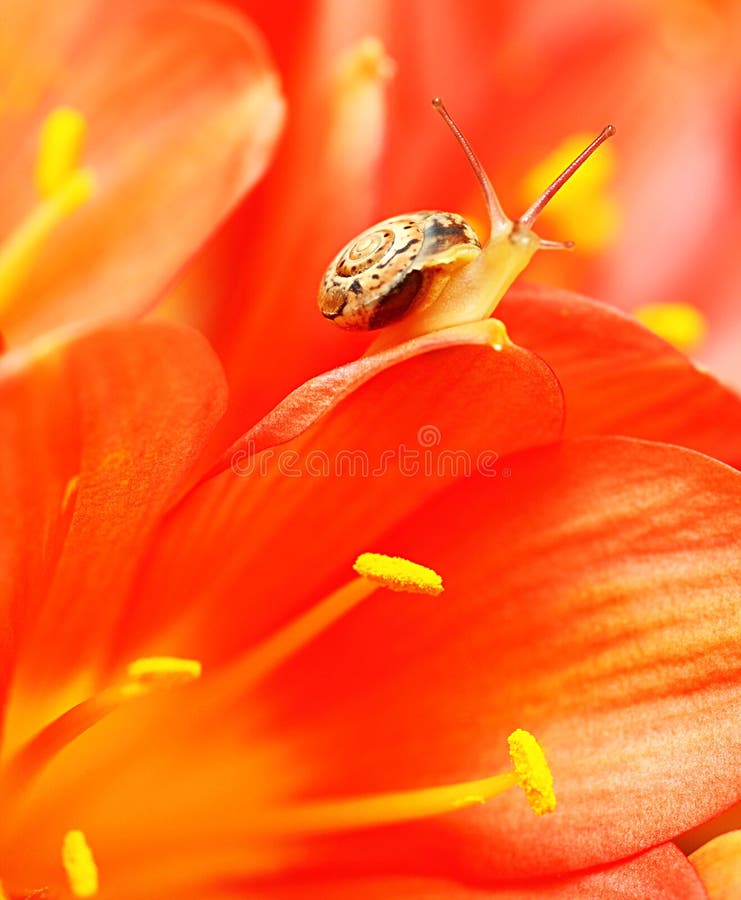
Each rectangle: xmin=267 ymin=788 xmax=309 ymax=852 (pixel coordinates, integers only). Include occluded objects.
xmin=353 ymin=552 xmax=444 ymax=596
xmin=265 ymin=729 xmax=555 ymax=834
xmin=0 ymin=106 xmax=94 ymax=318
xmin=2 ymin=657 xmax=201 ymax=799
xmin=232 ymin=554 xmax=443 ymax=688
xmin=62 ymin=829 xmax=98 ymax=897
xmin=336 ymin=35 xmax=396 ymax=84
xmin=634 ymin=301 xmax=707 ymax=353
xmin=522 ymin=132 xmax=620 ymax=252
xmin=328 ymin=37 xmax=395 ymax=182
xmin=230 ymin=580 xmax=375 ymax=687
xmin=35 ymin=107 xmax=88 ymax=197
xmin=0 ymin=881 xmax=8 ymax=900
xmin=507 ymin=728 xmax=557 ymax=816
xmin=123 ymin=656 xmax=202 ymax=697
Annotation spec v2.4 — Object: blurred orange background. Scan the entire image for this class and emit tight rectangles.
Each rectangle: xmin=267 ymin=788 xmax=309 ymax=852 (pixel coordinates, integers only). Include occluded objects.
xmin=161 ymin=0 xmax=740 ymax=440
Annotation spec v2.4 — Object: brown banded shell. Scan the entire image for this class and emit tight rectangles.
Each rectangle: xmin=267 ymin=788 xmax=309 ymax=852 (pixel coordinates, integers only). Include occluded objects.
xmin=318 ymin=211 xmax=482 ymax=330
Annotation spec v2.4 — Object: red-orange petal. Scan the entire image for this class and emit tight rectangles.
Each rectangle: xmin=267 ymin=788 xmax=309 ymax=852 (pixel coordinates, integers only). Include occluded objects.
xmin=9 ymin=438 xmax=733 ymax=890
xmin=0 ymin=1 xmax=284 ymax=345
xmin=201 ymin=843 xmax=707 ymax=899
xmin=207 ymin=320 xmax=560 ymax=477
xmin=114 ymin=321 xmax=564 ymax=668
xmin=250 ymin=437 xmax=740 ymax=878
xmin=690 ymin=830 xmax=741 ymax=900
xmin=0 ymin=321 xmax=226 ymax=730
xmin=500 ymin=284 xmax=741 ymax=465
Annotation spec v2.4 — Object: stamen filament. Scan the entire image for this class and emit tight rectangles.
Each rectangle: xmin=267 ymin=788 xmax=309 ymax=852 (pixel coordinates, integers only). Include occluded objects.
xmin=229 ymin=576 xmax=378 ymax=688
xmin=1 ymin=657 xmax=200 ymax=800
xmin=274 ymin=771 xmax=520 ymax=834
xmin=0 ymin=168 xmax=94 ymax=315
xmin=263 ymin=729 xmax=555 ymax=835
xmin=231 ymin=554 xmax=443 ymax=688
xmin=2 ymin=684 xmax=126 ymax=801
xmin=0 ymin=106 xmax=94 ymax=318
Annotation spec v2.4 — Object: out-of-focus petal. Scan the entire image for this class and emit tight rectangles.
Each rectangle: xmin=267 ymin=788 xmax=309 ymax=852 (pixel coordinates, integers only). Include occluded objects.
xmin=0 ymin=321 xmax=226 ymax=737
xmin=501 ymin=284 xmax=741 ymax=465
xmin=0 ymin=1 xmax=284 ymax=345
xmin=114 ymin=322 xmax=564 ymax=667
xmin=250 ymin=438 xmax=740 ymax=878
xmin=204 ymin=0 xmax=741 ymax=402
xmin=182 ymin=5 xmax=399 ymax=444
xmin=690 ymin=831 xmax=741 ymax=900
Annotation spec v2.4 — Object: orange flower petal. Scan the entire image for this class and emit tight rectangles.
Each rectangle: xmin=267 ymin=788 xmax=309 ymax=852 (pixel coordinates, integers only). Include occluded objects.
xmin=116 ymin=323 xmax=564 ymax=666
xmin=208 ymin=319 xmax=558 ymax=475
xmin=500 ymin=284 xmax=741 ymax=465
xmin=248 ymin=438 xmax=741 ymax=878
xmin=11 ymin=438 xmax=733 ymax=889
xmin=203 ymin=843 xmax=706 ymax=899
xmin=0 ymin=321 xmax=226 ymax=731
xmin=690 ymin=830 xmax=741 ymax=900
xmin=0 ymin=1 xmax=284 ymax=345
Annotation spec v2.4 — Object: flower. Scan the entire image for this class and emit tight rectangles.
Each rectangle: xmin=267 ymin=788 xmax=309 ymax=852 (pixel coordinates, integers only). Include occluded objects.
xmin=1 ymin=1 xmax=740 ymax=898
xmin=0 ymin=0 xmax=284 ymax=347
xmin=0 ymin=292 xmax=739 ymax=896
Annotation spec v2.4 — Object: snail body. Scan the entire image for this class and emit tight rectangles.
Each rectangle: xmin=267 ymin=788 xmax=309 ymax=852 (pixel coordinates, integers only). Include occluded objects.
xmin=318 ymin=98 xmax=615 ymax=344
xmin=319 ymin=212 xmax=480 ymax=330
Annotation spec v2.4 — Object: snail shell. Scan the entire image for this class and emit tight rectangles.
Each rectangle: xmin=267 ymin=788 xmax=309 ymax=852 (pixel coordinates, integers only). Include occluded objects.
xmin=318 ymin=211 xmax=481 ymax=330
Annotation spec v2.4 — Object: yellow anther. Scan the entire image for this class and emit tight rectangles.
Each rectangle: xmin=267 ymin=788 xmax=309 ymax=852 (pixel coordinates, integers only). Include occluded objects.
xmin=634 ymin=301 xmax=707 ymax=353
xmin=340 ymin=35 xmax=396 ymax=82
xmin=36 ymin=106 xmax=88 ymax=197
xmin=353 ymin=552 xmax=444 ymax=596
xmin=522 ymin=133 xmax=620 ymax=252
xmin=124 ymin=656 xmax=202 ymax=696
xmin=62 ymin=829 xmax=98 ymax=897
xmin=507 ymin=728 xmax=556 ymax=816
xmin=0 ymin=881 xmax=8 ymax=900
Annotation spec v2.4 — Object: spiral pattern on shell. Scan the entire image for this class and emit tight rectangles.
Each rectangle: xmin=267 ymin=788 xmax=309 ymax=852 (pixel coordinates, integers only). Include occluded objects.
xmin=318 ymin=211 xmax=481 ymax=330
xmin=334 ymin=228 xmax=398 ymax=277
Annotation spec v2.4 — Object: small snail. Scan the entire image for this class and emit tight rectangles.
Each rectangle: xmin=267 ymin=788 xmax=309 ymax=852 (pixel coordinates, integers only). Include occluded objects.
xmin=319 ymin=98 xmax=614 ymax=342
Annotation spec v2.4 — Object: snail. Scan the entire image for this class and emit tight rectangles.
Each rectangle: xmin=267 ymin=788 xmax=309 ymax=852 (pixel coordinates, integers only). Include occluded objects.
xmin=318 ymin=98 xmax=614 ymax=343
